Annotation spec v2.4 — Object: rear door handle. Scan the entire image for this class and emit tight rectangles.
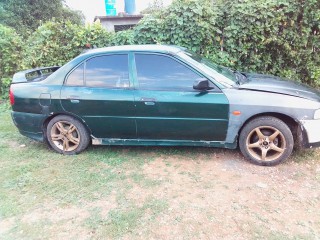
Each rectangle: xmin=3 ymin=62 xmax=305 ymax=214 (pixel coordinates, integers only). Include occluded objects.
xmin=67 ymin=96 xmax=80 ymax=104
xmin=140 ymin=97 xmax=156 ymax=106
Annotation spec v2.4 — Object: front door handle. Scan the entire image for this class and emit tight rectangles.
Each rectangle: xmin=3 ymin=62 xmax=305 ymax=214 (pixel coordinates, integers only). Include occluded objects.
xmin=140 ymin=97 xmax=156 ymax=106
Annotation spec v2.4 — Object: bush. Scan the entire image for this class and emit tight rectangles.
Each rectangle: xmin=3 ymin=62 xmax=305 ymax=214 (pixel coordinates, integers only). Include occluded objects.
xmin=161 ymin=0 xmax=217 ymax=54
xmin=131 ymin=0 xmax=319 ymax=87
xmin=0 ymin=21 xmax=113 ymax=99
xmin=0 ymin=24 xmax=23 ymax=98
xmin=133 ymin=0 xmax=217 ymax=53
xmin=132 ymin=12 xmax=166 ymax=44
xmin=0 ymin=0 xmax=319 ymax=100
xmin=110 ymin=30 xmax=134 ymax=45
xmin=23 ymin=21 xmax=112 ymax=68
xmin=212 ymin=0 xmax=320 ymax=85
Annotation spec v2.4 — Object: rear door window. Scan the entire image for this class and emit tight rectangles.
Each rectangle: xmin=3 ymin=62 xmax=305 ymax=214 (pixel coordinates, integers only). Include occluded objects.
xmin=85 ymin=55 xmax=129 ymax=88
xmin=66 ymin=63 xmax=84 ymax=86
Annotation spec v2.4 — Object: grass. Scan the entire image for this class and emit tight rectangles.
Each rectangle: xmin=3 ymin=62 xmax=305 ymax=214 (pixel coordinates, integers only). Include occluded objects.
xmin=0 ymin=103 xmax=170 ymax=239
xmin=1 ymin=103 xmax=319 ymax=239
xmin=85 ymin=198 xmax=168 ymax=238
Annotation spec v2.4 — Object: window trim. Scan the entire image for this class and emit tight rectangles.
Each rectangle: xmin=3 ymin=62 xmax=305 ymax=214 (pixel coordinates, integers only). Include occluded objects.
xmin=133 ymin=52 xmax=218 ymax=92
xmin=64 ymin=62 xmax=85 ymax=87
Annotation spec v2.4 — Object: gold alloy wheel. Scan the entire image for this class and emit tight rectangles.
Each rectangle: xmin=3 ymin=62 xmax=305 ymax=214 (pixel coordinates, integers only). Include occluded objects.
xmin=246 ymin=126 xmax=286 ymax=161
xmin=50 ymin=121 xmax=80 ymax=152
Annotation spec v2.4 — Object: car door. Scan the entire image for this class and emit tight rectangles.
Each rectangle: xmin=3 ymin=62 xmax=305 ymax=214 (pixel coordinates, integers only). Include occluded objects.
xmin=60 ymin=54 xmax=136 ymax=139
xmin=133 ymin=53 xmax=229 ymax=141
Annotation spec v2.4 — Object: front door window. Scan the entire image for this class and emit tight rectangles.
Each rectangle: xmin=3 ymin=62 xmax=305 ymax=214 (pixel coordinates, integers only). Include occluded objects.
xmin=135 ymin=54 xmax=204 ymax=91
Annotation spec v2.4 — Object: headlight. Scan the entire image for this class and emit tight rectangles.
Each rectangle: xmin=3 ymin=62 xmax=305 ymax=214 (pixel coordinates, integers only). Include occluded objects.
xmin=314 ymin=109 xmax=320 ymax=119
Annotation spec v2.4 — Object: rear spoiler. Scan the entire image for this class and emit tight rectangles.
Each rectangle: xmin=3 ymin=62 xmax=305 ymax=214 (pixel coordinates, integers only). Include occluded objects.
xmin=12 ymin=66 xmax=60 ymax=83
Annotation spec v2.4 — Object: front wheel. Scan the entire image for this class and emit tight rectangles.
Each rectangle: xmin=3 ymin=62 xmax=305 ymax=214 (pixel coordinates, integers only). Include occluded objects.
xmin=239 ymin=116 xmax=294 ymax=166
xmin=46 ymin=115 xmax=90 ymax=154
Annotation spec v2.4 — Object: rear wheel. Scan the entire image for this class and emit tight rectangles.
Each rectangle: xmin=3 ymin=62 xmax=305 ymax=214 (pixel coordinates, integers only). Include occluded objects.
xmin=239 ymin=116 xmax=294 ymax=166
xmin=46 ymin=115 xmax=90 ymax=154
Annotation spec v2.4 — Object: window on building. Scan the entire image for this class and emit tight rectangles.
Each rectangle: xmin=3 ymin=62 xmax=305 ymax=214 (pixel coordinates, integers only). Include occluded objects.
xmin=114 ymin=24 xmax=136 ymax=32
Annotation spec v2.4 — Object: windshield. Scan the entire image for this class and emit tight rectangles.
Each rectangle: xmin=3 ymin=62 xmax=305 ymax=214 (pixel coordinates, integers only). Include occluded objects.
xmin=178 ymin=50 xmax=237 ymax=87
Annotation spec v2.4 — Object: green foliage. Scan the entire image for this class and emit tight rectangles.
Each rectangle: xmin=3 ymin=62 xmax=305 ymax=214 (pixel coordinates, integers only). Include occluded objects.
xmin=0 ymin=0 xmax=84 ymax=36
xmin=0 ymin=21 xmax=112 ymax=98
xmin=0 ymin=0 xmax=319 ymax=100
xmin=212 ymin=0 xmax=320 ymax=85
xmin=133 ymin=0 xmax=319 ymax=87
xmin=133 ymin=0 xmax=217 ymax=53
xmin=0 ymin=78 xmax=11 ymax=99
xmin=0 ymin=24 xmax=23 ymax=98
xmin=22 ymin=21 xmax=80 ymax=68
xmin=161 ymin=0 xmax=217 ymax=53
xmin=110 ymin=30 xmax=134 ymax=46
xmin=23 ymin=21 xmax=112 ymax=68
xmin=141 ymin=0 xmax=164 ymax=14
xmin=132 ymin=13 xmax=166 ymax=44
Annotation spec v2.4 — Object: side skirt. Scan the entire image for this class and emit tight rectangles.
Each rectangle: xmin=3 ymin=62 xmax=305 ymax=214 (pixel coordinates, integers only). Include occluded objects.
xmin=92 ymin=137 xmax=237 ymax=149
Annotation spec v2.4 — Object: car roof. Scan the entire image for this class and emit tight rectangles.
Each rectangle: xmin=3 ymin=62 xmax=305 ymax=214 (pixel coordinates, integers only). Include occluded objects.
xmin=81 ymin=44 xmax=186 ymax=56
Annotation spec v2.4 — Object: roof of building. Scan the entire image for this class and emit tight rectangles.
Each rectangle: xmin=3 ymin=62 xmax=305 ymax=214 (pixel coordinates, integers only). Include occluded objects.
xmin=82 ymin=45 xmax=186 ymax=56
xmin=94 ymin=15 xmax=144 ymax=22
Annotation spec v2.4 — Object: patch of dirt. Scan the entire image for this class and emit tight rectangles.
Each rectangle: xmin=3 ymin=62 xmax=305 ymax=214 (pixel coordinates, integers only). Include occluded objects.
xmin=123 ymin=152 xmax=320 ymax=239
xmin=3 ymin=139 xmax=21 ymax=149
xmin=1 ymin=195 xmax=118 ymax=239
xmin=21 ymin=204 xmax=91 ymax=224
xmin=0 ymin=217 xmax=15 ymax=235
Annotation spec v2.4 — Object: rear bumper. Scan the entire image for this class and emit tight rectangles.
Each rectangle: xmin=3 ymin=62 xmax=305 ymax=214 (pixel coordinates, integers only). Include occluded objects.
xmin=11 ymin=111 xmax=45 ymax=142
xmin=300 ymin=119 xmax=320 ymax=148
xmin=18 ymin=129 xmax=44 ymax=142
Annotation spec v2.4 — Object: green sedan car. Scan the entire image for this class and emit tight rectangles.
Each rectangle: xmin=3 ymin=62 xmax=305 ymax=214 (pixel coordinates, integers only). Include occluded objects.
xmin=10 ymin=45 xmax=320 ymax=166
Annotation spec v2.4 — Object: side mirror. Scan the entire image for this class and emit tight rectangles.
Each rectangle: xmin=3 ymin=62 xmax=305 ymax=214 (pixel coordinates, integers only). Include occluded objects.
xmin=193 ymin=79 xmax=214 ymax=91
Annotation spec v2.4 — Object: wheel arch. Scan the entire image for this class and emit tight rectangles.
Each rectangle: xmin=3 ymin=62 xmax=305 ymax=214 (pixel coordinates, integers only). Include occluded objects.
xmin=238 ymin=112 xmax=302 ymax=147
xmin=42 ymin=113 xmax=92 ymax=141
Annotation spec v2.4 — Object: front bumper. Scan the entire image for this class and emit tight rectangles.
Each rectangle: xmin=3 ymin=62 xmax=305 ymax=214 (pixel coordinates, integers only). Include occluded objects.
xmin=300 ymin=119 xmax=320 ymax=148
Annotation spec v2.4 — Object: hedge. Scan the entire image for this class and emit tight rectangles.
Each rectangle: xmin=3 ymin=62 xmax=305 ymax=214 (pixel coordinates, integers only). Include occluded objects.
xmin=0 ymin=25 xmax=23 ymax=99
xmin=0 ymin=0 xmax=319 ymax=99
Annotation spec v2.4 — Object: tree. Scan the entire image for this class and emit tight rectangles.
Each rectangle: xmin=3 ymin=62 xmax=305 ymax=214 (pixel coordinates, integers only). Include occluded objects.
xmin=0 ymin=0 xmax=84 ymax=35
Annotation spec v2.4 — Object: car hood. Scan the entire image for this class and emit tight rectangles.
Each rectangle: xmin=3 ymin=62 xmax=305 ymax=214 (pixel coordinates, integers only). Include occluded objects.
xmin=238 ymin=73 xmax=320 ymax=102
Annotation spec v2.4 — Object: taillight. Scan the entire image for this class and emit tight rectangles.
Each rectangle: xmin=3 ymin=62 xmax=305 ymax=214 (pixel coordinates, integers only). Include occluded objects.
xmin=9 ymin=86 xmax=14 ymax=105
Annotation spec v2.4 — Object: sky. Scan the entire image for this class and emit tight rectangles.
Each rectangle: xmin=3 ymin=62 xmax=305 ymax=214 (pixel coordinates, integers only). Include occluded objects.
xmin=65 ymin=0 xmax=172 ymax=23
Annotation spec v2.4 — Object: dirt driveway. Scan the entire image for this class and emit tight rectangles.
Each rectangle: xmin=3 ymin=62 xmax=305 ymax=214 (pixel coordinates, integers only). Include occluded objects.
xmin=140 ymin=151 xmax=320 ymax=239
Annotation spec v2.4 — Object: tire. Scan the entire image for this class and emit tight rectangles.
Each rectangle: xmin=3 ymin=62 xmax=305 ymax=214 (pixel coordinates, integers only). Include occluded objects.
xmin=239 ymin=116 xmax=294 ymax=166
xmin=46 ymin=115 xmax=90 ymax=155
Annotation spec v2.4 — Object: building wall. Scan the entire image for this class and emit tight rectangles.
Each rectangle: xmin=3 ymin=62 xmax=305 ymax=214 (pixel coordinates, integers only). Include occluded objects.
xmin=97 ymin=16 xmax=143 ymax=32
